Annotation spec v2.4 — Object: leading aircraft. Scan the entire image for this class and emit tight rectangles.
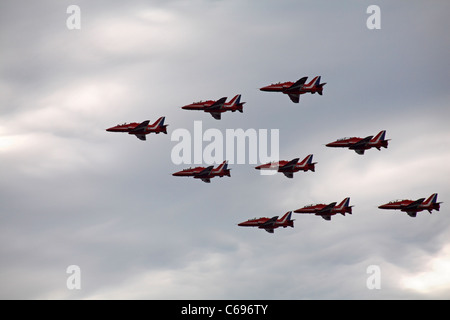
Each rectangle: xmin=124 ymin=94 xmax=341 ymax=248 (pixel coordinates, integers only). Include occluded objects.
xmin=378 ymin=193 xmax=442 ymax=217
xmin=254 ymin=154 xmax=317 ymax=178
xmin=294 ymin=197 xmax=353 ymax=221
xmin=325 ymin=130 xmax=390 ymax=155
xmin=172 ymin=160 xmax=231 ymax=183
xmin=106 ymin=117 xmax=168 ymax=141
xmin=181 ymin=94 xmax=245 ymax=120
xmin=259 ymin=76 xmax=326 ymax=103
xmin=238 ymin=211 xmax=294 ymax=233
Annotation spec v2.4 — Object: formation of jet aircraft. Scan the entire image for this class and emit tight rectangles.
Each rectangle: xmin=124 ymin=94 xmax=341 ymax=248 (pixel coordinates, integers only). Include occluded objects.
xmin=260 ymin=76 xmax=326 ymax=103
xmin=255 ymin=154 xmax=316 ymax=178
xmin=182 ymin=94 xmax=245 ymax=120
xmin=378 ymin=193 xmax=442 ymax=217
xmin=238 ymin=211 xmax=294 ymax=233
xmin=105 ymin=75 xmax=442 ymax=233
xmin=238 ymin=197 xmax=352 ymax=233
xmin=106 ymin=117 xmax=167 ymax=141
xmin=238 ymin=193 xmax=443 ymax=233
xmin=172 ymin=161 xmax=231 ymax=183
xmin=326 ymin=130 xmax=390 ymax=155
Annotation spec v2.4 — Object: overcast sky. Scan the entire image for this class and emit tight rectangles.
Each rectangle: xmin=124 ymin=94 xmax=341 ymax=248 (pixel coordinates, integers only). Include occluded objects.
xmin=1 ymin=0 xmax=449 ymax=299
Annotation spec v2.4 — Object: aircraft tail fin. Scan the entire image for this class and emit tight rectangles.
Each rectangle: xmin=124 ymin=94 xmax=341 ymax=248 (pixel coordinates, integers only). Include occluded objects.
xmin=229 ymin=94 xmax=241 ymax=106
xmin=310 ymin=76 xmax=326 ymax=95
xmin=372 ymin=130 xmax=385 ymax=142
xmin=314 ymin=76 xmax=321 ymax=87
xmin=305 ymin=76 xmax=319 ymax=88
xmin=423 ymin=193 xmax=441 ymax=212
xmin=371 ymin=130 xmax=389 ymax=148
xmin=290 ymin=76 xmax=325 ymax=95
xmin=317 ymin=82 xmax=326 ymax=95
xmin=152 ymin=116 xmax=168 ymax=134
xmin=423 ymin=193 xmax=438 ymax=205
xmin=336 ymin=197 xmax=352 ymax=214
xmin=229 ymin=94 xmax=244 ymax=113
xmin=222 ymin=161 xmax=230 ymax=175
xmin=299 ymin=154 xmax=313 ymax=166
xmin=279 ymin=211 xmax=294 ymax=228
xmin=214 ymin=160 xmax=231 ymax=177
xmin=298 ymin=154 xmax=316 ymax=171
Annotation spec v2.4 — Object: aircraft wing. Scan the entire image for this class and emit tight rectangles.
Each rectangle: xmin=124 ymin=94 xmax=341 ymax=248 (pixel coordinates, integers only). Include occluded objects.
xmin=287 ymin=93 xmax=300 ymax=103
xmin=206 ymin=97 xmax=227 ymax=111
xmin=201 ymin=178 xmax=211 ymax=183
xmin=279 ymin=158 xmax=300 ymax=171
xmin=130 ymin=120 xmax=150 ymax=133
xmin=210 ymin=112 xmax=221 ymax=120
xmin=317 ymin=202 xmax=337 ymax=214
xmin=350 ymin=136 xmax=373 ymax=149
xmin=403 ymin=198 xmax=425 ymax=211
xmin=407 ymin=212 xmax=417 ymax=218
xmin=261 ymin=216 xmax=278 ymax=233
xmin=195 ymin=166 xmax=214 ymax=178
xmin=286 ymin=77 xmax=308 ymax=92
xmin=321 ymin=215 xmax=332 ymax=221
xmin=135 ymin=134 xmax=146 ymax=141
xmin=260 ymin=216 xmax=278 ymax=228
xmin=282 ymin=172 xmax=294 ymax=179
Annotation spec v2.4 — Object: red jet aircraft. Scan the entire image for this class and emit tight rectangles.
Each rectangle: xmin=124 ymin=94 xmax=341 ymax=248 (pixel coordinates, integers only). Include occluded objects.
xmin=260 ymin=76 xmax=326 ymax=103
xmin=378 ymin=193 xmax=442 ymax=217
xmin=326 ymin=130 xmax=390 ymax=155
xmin=294 ymin=197 xmax=353 ymax=221
xmin=106 ymin=117 xmax=168 ymax=141
xmin=255 ymin=154 xmax=317 ymax=178
xmin=238 ymin=211 xmax=294 ymax=233
xmin=172 ymin=160 xmax=231 ymax=183
xmin=181 ymin=94 xmax=245 ymax=120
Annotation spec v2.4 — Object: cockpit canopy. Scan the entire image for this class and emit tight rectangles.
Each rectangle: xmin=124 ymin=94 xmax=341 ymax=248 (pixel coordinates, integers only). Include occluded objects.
xmin=336 ymin=137 xmax=354 ymax=141
xmin=387 ymin=199 xmax=408 ymax=204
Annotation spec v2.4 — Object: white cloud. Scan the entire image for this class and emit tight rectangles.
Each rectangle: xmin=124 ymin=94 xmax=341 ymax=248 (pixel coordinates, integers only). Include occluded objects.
xmin=400 ymin=244 xmax=450 ymax=298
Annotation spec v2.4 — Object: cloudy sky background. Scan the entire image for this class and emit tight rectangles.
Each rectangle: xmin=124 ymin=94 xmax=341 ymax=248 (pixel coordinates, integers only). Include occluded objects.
xmin=1 ymin=0 xmax=449 ymax=299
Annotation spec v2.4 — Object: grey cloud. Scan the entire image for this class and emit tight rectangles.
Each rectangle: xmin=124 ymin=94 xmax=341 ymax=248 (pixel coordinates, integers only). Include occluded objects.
xmin=1 ymin=0 xmax=449 ymax=300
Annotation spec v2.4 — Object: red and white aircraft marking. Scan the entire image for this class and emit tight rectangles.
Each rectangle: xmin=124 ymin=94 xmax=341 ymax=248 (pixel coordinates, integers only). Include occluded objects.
xmin=172 ymin=161 xmax=231 ymax=183
xmin=294 ymin=197 xmax=353 ymax=221
xmin=326 ymin=130 xmax=390 ymax=155
xmin=238 ymin=211 xmax=294 ymax=233
xmin=181 ymin=95 xmax=245 ymax=120
xmin=106 ymin=117 xmax=168 ymax=141
xmin=260 ymin=76 xmax=326 ymax=103
xmin=255 ymin=154 xmax=317 ymax=178
xmin=378 ymin=193 xmax=442 ymax=217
